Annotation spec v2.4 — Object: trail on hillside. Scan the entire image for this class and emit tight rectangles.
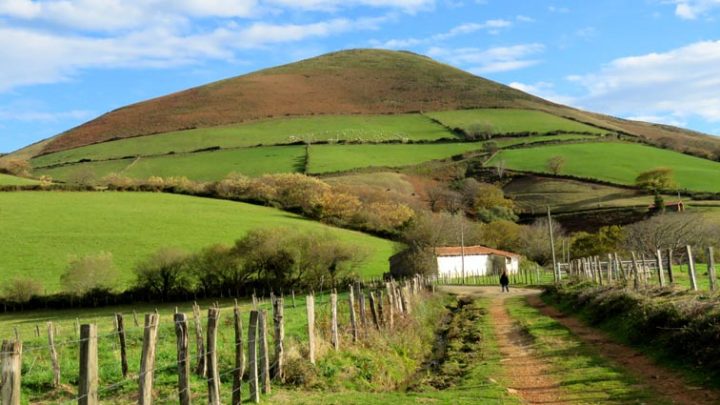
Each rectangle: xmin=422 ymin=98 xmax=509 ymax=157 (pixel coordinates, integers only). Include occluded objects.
xmin=441 ymin=285 xmax=720 ymax=405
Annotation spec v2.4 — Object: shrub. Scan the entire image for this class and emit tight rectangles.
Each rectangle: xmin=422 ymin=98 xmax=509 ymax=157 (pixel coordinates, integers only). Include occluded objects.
xmin=61 ymin=252 xmax=119 ymax=296
xmin=2 ymin=277 xmax=43 ymax=304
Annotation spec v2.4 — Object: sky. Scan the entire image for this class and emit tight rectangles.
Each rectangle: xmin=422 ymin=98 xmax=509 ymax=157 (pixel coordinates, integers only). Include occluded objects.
xmin=1 ymin=0 xmax=720 ymax=152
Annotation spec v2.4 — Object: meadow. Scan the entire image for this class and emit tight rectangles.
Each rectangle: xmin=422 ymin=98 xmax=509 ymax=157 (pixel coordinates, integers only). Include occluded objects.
xmin=308 ymin=134 xmax=596 ymax=174
xmin=489 ymin=142 xmax=720 ymax=192
xmin=0 ymin=172 xmax=38 ymax=185
xmin=0 ymin=192 xmax=396 ymax=292
xmin=426 ymin=108 xmax=608 ymax=135
xmin=30 ymin=114 xmax=455 ymax=167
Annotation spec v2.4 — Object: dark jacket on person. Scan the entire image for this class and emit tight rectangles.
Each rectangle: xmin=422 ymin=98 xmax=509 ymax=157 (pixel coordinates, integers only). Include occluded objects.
xmin=500 ymin=273 xmax=509 ymax=286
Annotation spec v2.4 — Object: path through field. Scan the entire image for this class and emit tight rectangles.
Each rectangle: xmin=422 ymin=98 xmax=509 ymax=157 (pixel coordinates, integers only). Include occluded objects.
xmin=440 ymin=285 xmax=720 ymax=405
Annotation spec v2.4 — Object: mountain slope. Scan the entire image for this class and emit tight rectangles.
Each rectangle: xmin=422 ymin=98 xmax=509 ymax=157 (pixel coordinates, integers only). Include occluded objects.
xmin=11 ymin=48 xmax=720 ymax=161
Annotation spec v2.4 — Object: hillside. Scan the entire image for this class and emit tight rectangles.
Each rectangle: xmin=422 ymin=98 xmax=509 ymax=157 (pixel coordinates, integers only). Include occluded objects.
xmin=10 ymin=49 xmax=720 ymax=160
xmin=0 ymin=192 xmax=396 ymax=292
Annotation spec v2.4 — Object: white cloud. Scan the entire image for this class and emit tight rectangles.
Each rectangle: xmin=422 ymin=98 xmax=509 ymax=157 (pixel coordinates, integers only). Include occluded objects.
xmin=509 ymin=81 xmax=575 ymax=104
xmin=429 ymin=43 xmax=544 ymax=74
xmin=373 ymin=19 xmax=512 ymax=49
xmin=567 ymin=40 xmax=720 ymax=123
xmin=0 ymin=17 xmax=380 ymax=91
xmin=266 ymin=0 xmax=434 ymax=13
xmin=625 ymin=115 xmax=688 ymax=127
xmin=669 ymin=0 xmax=720 ymax=19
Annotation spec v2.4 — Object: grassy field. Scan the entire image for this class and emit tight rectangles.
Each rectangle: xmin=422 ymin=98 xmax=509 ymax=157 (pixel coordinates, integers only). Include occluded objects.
xmin=34 ymin=134 xmax=597 ymax=182
xmin=489 ymin=142 xmax=720 ymax=192
xmin=0 ymin=289 xmax=448 ymax=403
xmin=308 ymin=135 xmax=596 ymax=174
xmin=31 ymin=114 xmax=455 ymax=167
xmin=504 ymin=176 xmax=673 ymax=213
xmin=0 ymin=172 xmax=38 ymax=185
xmin=36 ymin=146 xmax=305 ymax=182
xmin=506 ymin=296 xmax=661 ymax=403
xmin=427 ymin=109 xmax=608 ymax=135
xmin=0 ymin=192 xmax=396 ymax=292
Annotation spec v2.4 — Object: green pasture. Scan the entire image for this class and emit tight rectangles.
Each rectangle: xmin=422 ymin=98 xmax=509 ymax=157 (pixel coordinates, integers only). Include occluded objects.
xmin=426 ymin=108 xmax=607 ymax=135
xmin=0 ymin=172 xmax=38 ymax=185
xmin=36 ymin=146 xmax=305 ymax=182
xmin=489 ymin=142 xmax=720 ymax=192
xmin=308 ymin=134 xmax=595 ymax=174
xmin=0 ymin=192 xmax=396 ymax=292
xmin=31 ymin=114 xmax=455 ymax=167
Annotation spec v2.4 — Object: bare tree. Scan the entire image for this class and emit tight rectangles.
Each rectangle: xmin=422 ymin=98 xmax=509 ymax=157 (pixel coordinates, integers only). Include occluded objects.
xmin=547 ymin=156 xmax=566 ymax=176
xmin=623 ymin=213 xmax=718 ymax=257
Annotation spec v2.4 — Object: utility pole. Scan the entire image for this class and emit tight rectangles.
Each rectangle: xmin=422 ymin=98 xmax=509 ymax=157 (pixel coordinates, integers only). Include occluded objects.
xmin=460 ymin=213 xmax=466 ymax=282
xmin=547 ymin=206 xmax=559 ymax=282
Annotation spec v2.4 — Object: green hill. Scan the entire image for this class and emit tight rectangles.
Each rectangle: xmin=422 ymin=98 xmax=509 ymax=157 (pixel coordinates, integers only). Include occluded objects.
xmin=488 ymin=142 xmax=720 ymax=192
xmin=0 ymin=192 xmax=396 ymax=292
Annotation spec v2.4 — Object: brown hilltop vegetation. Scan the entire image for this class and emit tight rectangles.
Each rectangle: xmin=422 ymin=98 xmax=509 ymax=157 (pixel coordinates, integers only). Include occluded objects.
xmin=25 ymin=49 xmax=720 ymax=159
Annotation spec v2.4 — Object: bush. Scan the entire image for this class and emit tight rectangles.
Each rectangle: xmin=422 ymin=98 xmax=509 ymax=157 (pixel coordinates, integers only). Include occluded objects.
xmin=61 ymin=252 xmax=119 ymax=296
xmin=2 ymin=277 xmax=43 ymax=304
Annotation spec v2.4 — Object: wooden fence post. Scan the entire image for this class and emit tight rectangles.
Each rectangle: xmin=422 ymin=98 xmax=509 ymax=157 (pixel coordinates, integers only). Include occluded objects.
xmin=1 ymin=340 xmax=22 ymax=405
xmin=248 ymin=310 xmax=260 ymax=403
xmin=306 ymin=295 xmax=316 ymax=365
xmin=273 ymin=297 xmax=285 ymax=381
xmin=377 ymin=291 xmax=385 ymax=327
xmin=331 ymin=291 xmax=339 ymax=350
xmin=707 ymin=247 xmax=717 ymax=292
xmin=115 ymin=314 xmax=128 ymax=378
xmin=174 ymin=313 xmax=191 ymax=405
xmin=666 ymin=248 xmax=674 ymax=284
xmin=232 ymin=302 xmax=244 ymax=405
xmin=192 ymin=303 xmax=206 ymax=377
xmin=655 ymin=249 xmax=666 ymax=287
xmin=369 ymin=292 xmax=380 ymax=330
xmin=139 ymin=313 xmax=159 ymax=405
xmin=348 ymin=286 xmax=358 ymax=342
xmin=259 ymin=310 xmax=271 ymax=395
xmin=686 ymin=245 xmax=699 ymax=291
xmin=132 ymin=310 xmax=139 ymax=327
xmin=400 ymin=286 xmax=411 ymax=315
xmin=47 ymin=322 xmax=61 ymax=388
xmin=207 ymin=308 xmax=221 ymax=405
xmin=630 ymin=252 xmax=641 ymax=290
xmin=385 ymin=283 xmax=394 ymax=329
xmin=358 ymin=285 xmax=368 ymax=330
xmin=79 ymin=324 xmax=98 ymax=405
xmin=291 ymin=290 xmax=296 ymax=308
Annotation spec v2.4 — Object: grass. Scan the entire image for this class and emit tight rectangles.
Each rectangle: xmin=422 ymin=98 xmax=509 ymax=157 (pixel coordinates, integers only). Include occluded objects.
xmin=505 ymin=296 xmax=663 ymax=404
xmin=504 ymin=176 xmax=672 ymax=213
xmin=0 ymin=192 xmax=396 ymax=292
xmin=0 ymin=172 xmax=38 ymax=185
xmin=36 ymin=146 xmax=305 ymax=182
xmin=308 ymin=135 xmax=594 ymax=174
xmin=0 ymin=289 xmax=448 ymax=404
xmin=489 ymin=142 xmax=720 ymax=192
xmin=31 ymin=114 xmax=455 ymax=167
xmin=426 ymin=109 xmax=608 ymax=135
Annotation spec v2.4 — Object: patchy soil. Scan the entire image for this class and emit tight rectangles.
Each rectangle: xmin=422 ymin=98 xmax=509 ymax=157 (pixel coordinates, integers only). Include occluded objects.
xmin=440 ymin=285 xmax=720 ymax=405
xmin=529 ymin=294 xmax=720 ymax=405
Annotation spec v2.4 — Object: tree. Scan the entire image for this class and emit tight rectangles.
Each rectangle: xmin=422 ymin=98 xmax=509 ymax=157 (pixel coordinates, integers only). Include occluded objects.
xmin=187 ymin=244 xmax=246 ymax=296
xmin=481 ymin=220 xmax=523 ymax=252
xmin=465 ymin=122 xmax=494 ymax=140
xmin=623 ymin=213 xmax=718 ymax=256
xmin=547 ymin=155 xmax=566 ymax=175
xmin=635 ymin=167 xmax=676 ymax=192
xmin=519 ymin=218 xmax=565 ymax=265
xmin=2 ymin=277 xmax=43 ymax=305
xmin=0 ymin=158 xmax=31 ymax=177
xmin=134 ymin=248 xmax=191 ymax=300
xmin=67 ymin=166 xmax=97 ymax=187
xmin=61 ymin=252 xmax=119 ymax=296
xmin=570 ymin=226 xmax=624 ymax=258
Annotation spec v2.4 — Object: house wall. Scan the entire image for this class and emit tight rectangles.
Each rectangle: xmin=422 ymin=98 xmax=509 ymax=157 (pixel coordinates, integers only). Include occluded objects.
xmin=436 ymin=254 xmax=520 ymax=276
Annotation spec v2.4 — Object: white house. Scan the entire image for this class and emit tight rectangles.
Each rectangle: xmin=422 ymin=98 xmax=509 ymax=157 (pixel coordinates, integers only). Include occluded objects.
xmin=434 ymin=245 xmax=520 ymax=277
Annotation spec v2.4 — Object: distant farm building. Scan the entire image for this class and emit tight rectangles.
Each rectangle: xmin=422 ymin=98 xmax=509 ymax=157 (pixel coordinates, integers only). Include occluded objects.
xmin=434 ymin=246 xmax=520 ymax=277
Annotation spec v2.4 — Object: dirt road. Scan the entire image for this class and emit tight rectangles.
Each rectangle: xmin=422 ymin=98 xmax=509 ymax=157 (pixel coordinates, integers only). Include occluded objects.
xmin=439 ymin=285 xmax=720 ymax=405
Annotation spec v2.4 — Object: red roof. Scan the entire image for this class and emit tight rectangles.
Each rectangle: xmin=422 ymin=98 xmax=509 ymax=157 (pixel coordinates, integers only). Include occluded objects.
xmin=434 ymin=245 xmax=519 ymax=258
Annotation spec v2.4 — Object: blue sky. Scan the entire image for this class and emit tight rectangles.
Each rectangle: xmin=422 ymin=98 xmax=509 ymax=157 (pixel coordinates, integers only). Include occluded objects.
xmin=1 ymin=0 xmax=720 ymax=152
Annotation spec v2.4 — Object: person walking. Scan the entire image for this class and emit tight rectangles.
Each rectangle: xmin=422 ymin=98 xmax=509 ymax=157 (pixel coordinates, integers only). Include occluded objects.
xmin=500 ymin=270 xmax=510 ymax=292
